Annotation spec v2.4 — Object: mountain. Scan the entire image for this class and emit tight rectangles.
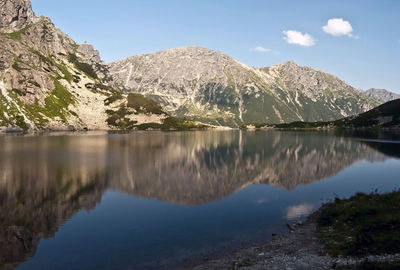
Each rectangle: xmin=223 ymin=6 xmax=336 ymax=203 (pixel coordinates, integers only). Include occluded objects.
xmin=109 ymin=46 xmax=381 ymax=127
xmin=365 ymin=88 xmax=400 ymax=103
xmin=335 ymin=98 xmax=400 ymax=128
xmin=0 ymin=1 xmax=384 ymax=131
xmin=272 ymin=99 xmax=400 ymax=129
xmin=0 ymin=0 xmax=191 ymax=132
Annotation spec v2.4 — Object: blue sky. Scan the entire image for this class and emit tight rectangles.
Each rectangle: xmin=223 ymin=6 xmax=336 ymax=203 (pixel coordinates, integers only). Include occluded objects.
xmin=31 ymin=0 xmax=400 ymax=92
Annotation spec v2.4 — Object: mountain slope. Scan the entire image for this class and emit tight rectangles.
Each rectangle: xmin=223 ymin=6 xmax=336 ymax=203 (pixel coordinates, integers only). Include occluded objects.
xmin=365 ymin=88 xmax=400 ymax=103
xmin=272 ymin=99 xmax=400 ymax=129
xmin=0 ymin=0 xmax=178 ymax=132
xmin=335 ymin=98 xmax=400 ymax=128
xmin=109 ymin=46 xmax=381 ymax=127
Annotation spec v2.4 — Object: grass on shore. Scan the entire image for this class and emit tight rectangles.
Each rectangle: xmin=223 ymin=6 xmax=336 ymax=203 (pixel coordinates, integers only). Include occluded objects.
xmin=317 ymin=191 xmax=400 ymax=269
xmin=318 ymin=191 xmax=400 ymax=256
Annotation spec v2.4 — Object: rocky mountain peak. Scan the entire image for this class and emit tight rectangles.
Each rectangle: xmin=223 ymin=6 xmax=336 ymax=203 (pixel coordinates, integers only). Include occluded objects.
xmin=365 ymin=88 xmax=400 ymax=102
xmin=278 ymin=60 xmax=298 ymax=68
xmin=109 ymin=46 xmax=381 ymax=127
xmin=0 ymin=0 xmax=36 ymax=33
xmin=78 ymin=42 xmax=102 ymax=64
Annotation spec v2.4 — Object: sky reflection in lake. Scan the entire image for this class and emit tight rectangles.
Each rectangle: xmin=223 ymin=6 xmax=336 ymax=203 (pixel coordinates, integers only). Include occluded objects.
xmin=0 ymin=130 xmax=399 ymax=269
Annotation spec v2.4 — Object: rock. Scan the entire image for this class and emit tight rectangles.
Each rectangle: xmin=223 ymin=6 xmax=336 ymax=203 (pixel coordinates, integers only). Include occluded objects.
xmin=78 ymin=42 xmax=102 ymax=63
xmin=0 ymin=0 xmax=167 ymax=132
xmin=0 ymin=0 xmax=37 ymax=33
xmin=68 ymin=125 xmax=76 ymax=131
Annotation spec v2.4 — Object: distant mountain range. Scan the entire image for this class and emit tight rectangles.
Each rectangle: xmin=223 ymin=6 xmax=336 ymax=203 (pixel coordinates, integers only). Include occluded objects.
xmin=364 ymin=88 xmax=400 ymax=103
xmin=109 ymin=47 xmax=380 ymax=127
xmin=0 ymin=0 xmax=397 ymax=131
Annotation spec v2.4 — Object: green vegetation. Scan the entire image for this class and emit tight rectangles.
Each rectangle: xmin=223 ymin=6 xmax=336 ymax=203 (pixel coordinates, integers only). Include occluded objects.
xmin=127 ymin=93 xmax=164 ymax=114
xmin=274 ymin=121 xmax=331 ymax=129
xmin=104 ymin=92 xmax=124 ymax=105
xmin=244 ymin=99 xmax=400 ymax=130
xmin=7 ymin=77 xmax=77 ymax=129
xmin=334 ymin=99 xmax=400 ymax=128
xmin=105 ymin=94 xmax=208 ymax=131
xmin=29 ymin=49 xmax=73 ymax=82
xmin=43 ymin=78 xmax=76 ymax=121
xmin=318 ymin=191 xmax=400 ymax=257
xmin=106 ymin=106 xmax=138 ymax=130
xmin=134 ymin=117 xmax=208 ymax=131
xmin=8 ymin=24 xmax=32 ymax=40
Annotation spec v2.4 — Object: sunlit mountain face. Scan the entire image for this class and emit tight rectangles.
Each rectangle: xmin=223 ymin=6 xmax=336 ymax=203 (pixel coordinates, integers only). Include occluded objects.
xmin=0 ymin=131 xmax=396 ymax=269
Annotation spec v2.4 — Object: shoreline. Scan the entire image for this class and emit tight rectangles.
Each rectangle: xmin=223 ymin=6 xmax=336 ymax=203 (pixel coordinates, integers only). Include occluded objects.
xmin=190 ymin=210 xmax=331 ymax=270
xmin=190 ymin=204 xmax=400 ymax=270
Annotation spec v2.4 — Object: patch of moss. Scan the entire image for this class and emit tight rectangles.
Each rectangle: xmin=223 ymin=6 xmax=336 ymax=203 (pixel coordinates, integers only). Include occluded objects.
xmin=43 ymin=78 xmax=75 ymax=122
xmin=104 ymin=92 xmax=123 ymax=105
xmin=14 ymin=115 xmax=29 ymax=131
xmin=162 ymin=116 xmax=207 ymax=130
xmin=8 ymin=24 xmax=32 ymax=40
xmin=106 ymin=106 xmax=138 ymax=130
xmin=136 ymin=117 xmax=208 ymax=131
xmin=127 ymin=93 xmax=164 ymax=115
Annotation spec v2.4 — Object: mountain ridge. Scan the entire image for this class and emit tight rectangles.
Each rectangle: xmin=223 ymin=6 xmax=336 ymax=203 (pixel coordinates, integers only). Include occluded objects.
xmin=269 ymin=99 xmax=400 ymax=130
xmin=109 ymin=46 xmax=381 ymax=127
xmin=0 ymin=0 xmax=388 ymax=131
xmin=0 ymin=0 xmax=199 ymax=132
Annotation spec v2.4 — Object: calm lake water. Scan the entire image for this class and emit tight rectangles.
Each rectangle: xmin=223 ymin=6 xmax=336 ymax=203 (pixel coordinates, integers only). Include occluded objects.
xmin=0 ymin=130 xmax=399 ymax=269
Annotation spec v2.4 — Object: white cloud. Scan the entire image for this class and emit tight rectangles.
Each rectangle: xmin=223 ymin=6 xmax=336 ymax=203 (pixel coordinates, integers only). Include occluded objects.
xmin=323 ymin=18 xmax=355 ymax=37
xmin=283 ymin=30 xmax=315 ymax=47
xmin=252 ymin=46 xmax=271 ymax=53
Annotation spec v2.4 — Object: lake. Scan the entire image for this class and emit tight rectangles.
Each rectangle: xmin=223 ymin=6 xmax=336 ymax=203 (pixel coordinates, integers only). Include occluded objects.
xmin=0 ymin=130 xmax=399 ymax=269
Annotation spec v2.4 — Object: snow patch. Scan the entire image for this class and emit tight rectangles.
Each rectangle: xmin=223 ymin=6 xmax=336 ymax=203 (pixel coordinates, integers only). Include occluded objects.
xmin=125 ymin=64 xmax=133 ymax=88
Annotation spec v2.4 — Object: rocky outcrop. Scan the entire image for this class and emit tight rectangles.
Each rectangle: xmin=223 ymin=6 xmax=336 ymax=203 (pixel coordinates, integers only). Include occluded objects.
xmin=109 ymin=47 xmax=381 ymax=127
xmin=0 ymin=0 xmax=36 ymax=33
xmin=0 ymin=0 xmax=171 ymax=132
xmin=365 ymin=88 xmax=400 ymax=103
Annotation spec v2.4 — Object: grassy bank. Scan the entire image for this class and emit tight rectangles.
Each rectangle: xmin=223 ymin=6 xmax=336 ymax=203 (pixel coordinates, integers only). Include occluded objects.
xmin=317 ymin=191 xmax=400 ymax=269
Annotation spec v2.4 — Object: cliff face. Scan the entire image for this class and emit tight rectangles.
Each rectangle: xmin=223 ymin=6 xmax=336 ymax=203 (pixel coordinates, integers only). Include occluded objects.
xmin=0 ymin=0 xmax=172 ymax=132
xmin=109 ymin=47 xmax=381 ymax=127
xmin=0 ymin=0 xmax=36 ymax=33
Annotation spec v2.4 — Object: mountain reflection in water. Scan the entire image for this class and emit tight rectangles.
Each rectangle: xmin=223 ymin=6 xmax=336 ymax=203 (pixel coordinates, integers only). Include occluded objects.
xmin=0 ymin=130 xmax=395 ymax=269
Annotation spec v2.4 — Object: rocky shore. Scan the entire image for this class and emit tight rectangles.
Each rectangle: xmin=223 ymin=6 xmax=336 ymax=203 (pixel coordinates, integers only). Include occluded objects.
xmin=191 ymin=211 xmax=331 ymax=270
xmin=191 ymin=204 xmax=400 ymax=270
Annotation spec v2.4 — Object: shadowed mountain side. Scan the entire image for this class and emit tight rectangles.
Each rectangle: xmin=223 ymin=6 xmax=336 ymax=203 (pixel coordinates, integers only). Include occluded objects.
xmin=0 ymin=131 xmax=388 ymax=269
